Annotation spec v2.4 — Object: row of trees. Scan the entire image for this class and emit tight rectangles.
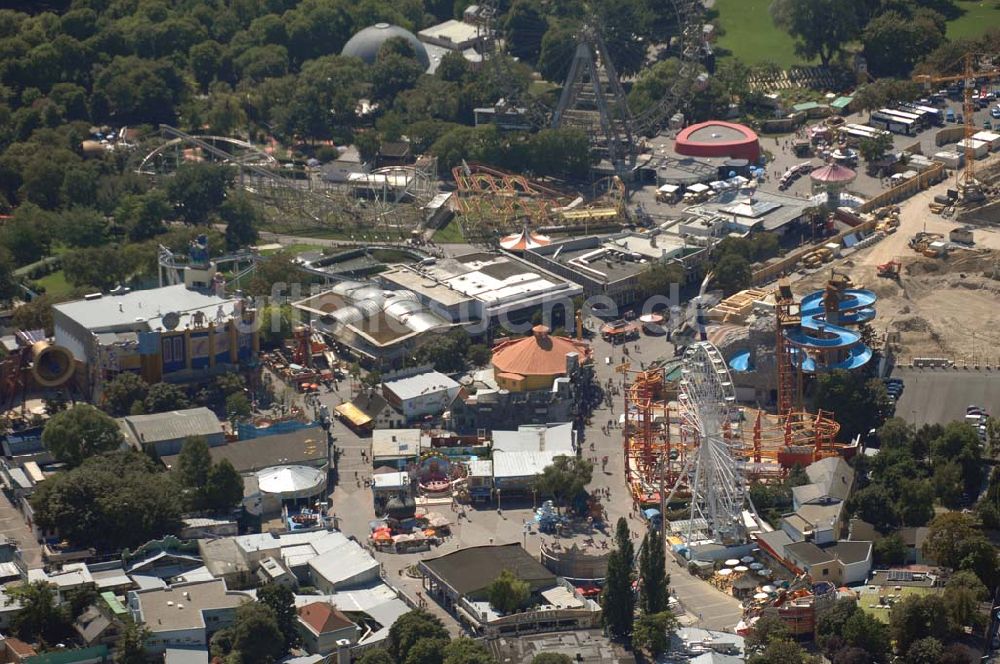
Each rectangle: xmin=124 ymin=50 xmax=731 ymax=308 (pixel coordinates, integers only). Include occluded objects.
xmin=102 ymin=370 xmax=251 ymax=422
xmin=601 ymin=518 xmax=677 ymax=656
xmin=768 ymin=0 xmax=955 ymax=78
xmin=847 ymin=419 xmax=986 ymax=535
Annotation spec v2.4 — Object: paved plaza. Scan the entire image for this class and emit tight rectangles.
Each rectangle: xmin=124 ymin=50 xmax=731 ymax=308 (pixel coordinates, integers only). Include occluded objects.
xmin=305 ymin=316 xmax=743 ymax=636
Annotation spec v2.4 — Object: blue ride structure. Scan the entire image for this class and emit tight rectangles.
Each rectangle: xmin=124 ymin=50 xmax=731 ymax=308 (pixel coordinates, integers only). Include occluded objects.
xmin=730 ymin=274 xmax=876 ymax=376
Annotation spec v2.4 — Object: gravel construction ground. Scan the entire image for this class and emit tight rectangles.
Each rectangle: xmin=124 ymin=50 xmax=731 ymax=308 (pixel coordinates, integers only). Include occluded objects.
xmin=793 ymin=158 xmax=1000 ymax=364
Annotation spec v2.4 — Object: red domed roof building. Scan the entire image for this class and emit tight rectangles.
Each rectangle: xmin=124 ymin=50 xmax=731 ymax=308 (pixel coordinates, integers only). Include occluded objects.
xmin=491 ymin=325 xmax=590 ymax=392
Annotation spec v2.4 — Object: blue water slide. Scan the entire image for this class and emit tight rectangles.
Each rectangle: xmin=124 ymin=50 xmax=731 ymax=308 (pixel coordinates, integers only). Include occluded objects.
xmin=793 ymin=288 xmax=876 ymax=371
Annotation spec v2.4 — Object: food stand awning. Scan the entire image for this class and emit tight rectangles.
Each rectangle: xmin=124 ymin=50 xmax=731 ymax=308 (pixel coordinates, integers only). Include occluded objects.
xmin=335 ymin=402 xmax=372 ymax=427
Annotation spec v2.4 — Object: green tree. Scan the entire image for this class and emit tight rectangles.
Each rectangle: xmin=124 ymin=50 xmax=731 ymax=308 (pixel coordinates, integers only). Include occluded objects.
xmin=714 ymin=253 xmax=752 ymax=295
xmin=465 ymin=344 xmax=491 ymax=367
xmin=0 ymin=247 xmax=18 ymax=301
xmin=101 ymin=372 xmax=150 ymax=417
xmin=632 ymin=611 xmax=677 ymax=657
xmin=92 ymin=56 xmax=185 ymax=124
xmin=115 ymin=619 xmax=151 ymax=664
xmin=42 ymin=404 xmax=124 ymax=467
xmin=116 ymin=190 xmax=171 ymax=242
xmin=8 ymin=581 xmax=70 ymax=645
xmin=1 ymin=203 xmax=51 ymax=266
xmin=403 ymin=638 xmax=447 ymax=664
xmin=923 ymin=511 xmax=979 ymax=570
xmin=370 ymin=52 xmax=424 ymax=106
xmin=30 ymin=451 xmax=182 ymax=551
xmin=220 ymin=193 xmax=260 ymax=251
xmin=601 ymin=548 xmax=634 ymax=640
xmin=841 ymin=610 xmax=890 ymax=662
xmin=615 ymin=517 xmax=634 ymax=566
xmin=204 ymin=460 xmax=245 ymax=511
xmin=532 ymin=456 xmax=594 ymax=513
xmin=637 ymin=261 xmax=684 ymax=298
xmin=442 ymin=638 xmax=492 ymax=664
xmin=226 ymin=392 xmax=252 ymax=422
xmin=487 ymin=568 xmax=531 ymax=613
xmin=889 ymin=594 xmax=953 ymax=652
xmin=852 ymin=79 xmax=922 ymax=113
xmin=257 ymin=583 xmax=300 ymax=650
xmin=814 ymin=371 xmax=891 ymax=442
xmin=531 ymin=655 xmax=573 ymax=664
xmin=227 ymin=602 xmax=285 ymax=664
xmin=190 ymin=40 xmax=223 ymax=92
xmin=747 ymin=640 xmax=815 ymax=664
xmin=746 ymin=613 xmax=790 ymax=653
xmin=53 ymin=206 xmax=106 ymax=249
xmin=931 ymin=422 xmax=984 ymax=499
xmin=386 ymin=610 xmax=449 ymax=663
xmin=505 ymin=0 xmax=547 ymax=62
xmin=537 ymin=21 xmax=578 ymax=83
xmin=872 ymin=532 xmax=906 ymax=566
xmin=165 ymin=163 xmax=234 ymax=225
xmin=177 ymin=436 xmax=212 ymax=491
xmin=815 ymin=597 xmax=859 ymax=655
xmin=144 ymin=382 xmax=191 ymax=414
xmin=904 ymin=637 xmax=944 ymax=664
xmin=769 ymin=0 xmax=864 ymax=66
xmin=411 ymin=328 xmax=471 ymax=373
xmin=943 ymin=569 xmax=987 ymax=630
xmin=858 ymin=133 xmax=893 ymax=166
xmin=862 ymin=10 xmax=946 ymax=78
xmin=639 ymin=530 xmax=669 ymax=615
xmin=357 ymin=651 xmax=395 ymax=664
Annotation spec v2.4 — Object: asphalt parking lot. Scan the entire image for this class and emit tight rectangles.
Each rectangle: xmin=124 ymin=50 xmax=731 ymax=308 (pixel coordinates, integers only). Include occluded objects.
xmin=890 ymin=366 xmax=1000 ymax=427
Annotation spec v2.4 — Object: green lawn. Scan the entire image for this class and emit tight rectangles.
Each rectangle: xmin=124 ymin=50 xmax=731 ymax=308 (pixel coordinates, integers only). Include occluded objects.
xmin=946 ymin=2 xmax=1000 ymax=39
xmin=857 ymin=586 xmax=937 ymax=624
xmin=432 ymin=217 xmax=465 ymax=243
xmin=713 ymin=0 xmax=997 ymax=68
xmin=713 ymin=0 xmax=803 ymax=67
xmin=33 ymin=270 xmax=74 ymax=299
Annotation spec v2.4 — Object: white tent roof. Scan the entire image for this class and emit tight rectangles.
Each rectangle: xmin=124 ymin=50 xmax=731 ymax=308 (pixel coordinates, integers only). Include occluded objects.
xmin=687 ymin=183 xmax=710 ymax=193
xmin=257 ymin=465 xmax=325 ymax=497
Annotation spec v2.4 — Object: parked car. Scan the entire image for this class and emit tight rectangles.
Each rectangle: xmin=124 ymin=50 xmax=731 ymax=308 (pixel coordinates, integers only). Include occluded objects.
xmin=946 ymin=109 xmax=956 ymax=122
xmin=991 ymin=107 xmax=1000 ymax=119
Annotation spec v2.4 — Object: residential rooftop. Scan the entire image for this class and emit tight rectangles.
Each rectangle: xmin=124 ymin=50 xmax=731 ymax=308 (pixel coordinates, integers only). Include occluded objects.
xmin=130 ymin=580 xmax=251 ymax=632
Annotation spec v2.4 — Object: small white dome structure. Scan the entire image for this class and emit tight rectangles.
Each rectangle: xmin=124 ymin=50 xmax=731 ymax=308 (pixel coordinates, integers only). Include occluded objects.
xmin=341 ymin=23 xmax=431 ymax=70
xmin=258 ymin=465 xmax=326 ymax=501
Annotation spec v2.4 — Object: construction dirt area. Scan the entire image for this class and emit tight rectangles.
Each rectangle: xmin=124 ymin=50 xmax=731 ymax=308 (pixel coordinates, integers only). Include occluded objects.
xmin=794 ymin=165 xmax=1000 ymax=365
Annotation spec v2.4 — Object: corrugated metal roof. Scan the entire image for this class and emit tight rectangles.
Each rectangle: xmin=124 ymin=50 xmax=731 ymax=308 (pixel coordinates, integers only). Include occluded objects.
xmin=120 ymin=407 xmax=223 ymax=444
xmin=382 ymin=371 xmax=459 ymax=401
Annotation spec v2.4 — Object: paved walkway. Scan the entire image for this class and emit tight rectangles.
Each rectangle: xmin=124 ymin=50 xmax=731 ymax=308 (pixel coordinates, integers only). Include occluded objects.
xmin=0 ymin=492 xmax=41 ymax=569
xmin=312 ymin=316 xmax=744 ymax=635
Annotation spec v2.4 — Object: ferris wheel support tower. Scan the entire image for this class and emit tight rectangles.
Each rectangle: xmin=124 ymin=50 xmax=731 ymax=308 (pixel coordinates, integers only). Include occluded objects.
xmin=669 ymin=341 xmax=748 ymax=546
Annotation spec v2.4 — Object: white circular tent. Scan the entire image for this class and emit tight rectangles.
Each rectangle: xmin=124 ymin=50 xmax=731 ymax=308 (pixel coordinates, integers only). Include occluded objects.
xmin=257 ymin=465 xmax=326 ymax=501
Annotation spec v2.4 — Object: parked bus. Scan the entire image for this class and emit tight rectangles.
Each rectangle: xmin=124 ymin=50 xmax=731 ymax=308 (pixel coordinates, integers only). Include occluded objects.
xmin=906 ymin=104 xmax=943 ymax=126
xmin=870 ymin=112 xmax=917 ymax=136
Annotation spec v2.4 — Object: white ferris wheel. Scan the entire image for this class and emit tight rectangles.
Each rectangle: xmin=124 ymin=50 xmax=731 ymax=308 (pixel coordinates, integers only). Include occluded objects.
xmin=673 ymin=341 xmax=748 ymax=545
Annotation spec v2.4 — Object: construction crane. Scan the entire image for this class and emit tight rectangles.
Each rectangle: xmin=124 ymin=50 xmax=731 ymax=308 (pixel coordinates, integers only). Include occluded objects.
xmin=913 ymin=53 xmax=1000 ymax=203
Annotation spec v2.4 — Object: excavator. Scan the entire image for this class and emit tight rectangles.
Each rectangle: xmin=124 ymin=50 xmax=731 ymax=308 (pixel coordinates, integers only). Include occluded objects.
xmin=877 ymin=260 xmax=901 ymax=280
